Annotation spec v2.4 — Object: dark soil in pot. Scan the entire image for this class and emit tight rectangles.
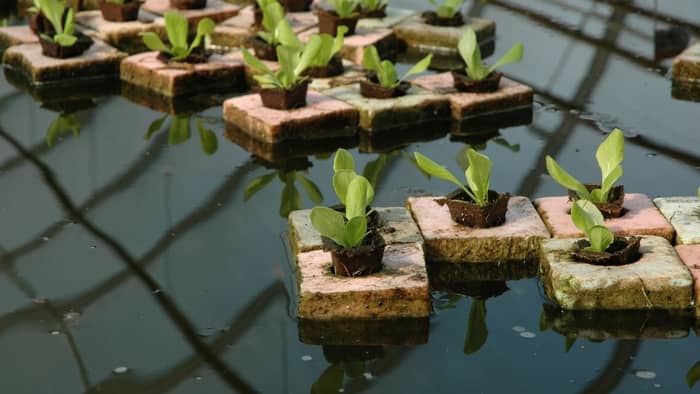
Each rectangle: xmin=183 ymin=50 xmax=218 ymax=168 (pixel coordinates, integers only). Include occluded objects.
xmin=170 ymin=0 xmax=207 ymax=10
xmin=572 ymin=236 xmax=641 ymax=266
xmin=280 ymin=0 xmax=312 ymax=12
xmin=360 ymin=73 xmax=410 ymax=98
xmin=421 ymin=10 xmax=464 ymax=27
xmin=357 ymin=4 xmax=387 ymax=18
xmin=259 ymin=81 xmax=309 ymax=110
xmin=322 ymin=231 xmax=385 ymax=277
xmin=568 ymin=184 xmax=626 ymax=219
xmin=317 ymin=9 xmax=359 ymax=36
xmin=249 ymin=36 xmax=277 ymax=61
xmin=436 ymin=189 xmax=510 ymax=228
xmin=156 ymin=45 xmax=210 ymax=63
xmin=303 ymin=55 xmax=344 ymax=78
xmin=452 ymin=70 xmax=502 ymax=93
xmin=39 ymin=33 xmax=94 ymax=59
xmin=100 ymin=0 xmax=141 ymax=22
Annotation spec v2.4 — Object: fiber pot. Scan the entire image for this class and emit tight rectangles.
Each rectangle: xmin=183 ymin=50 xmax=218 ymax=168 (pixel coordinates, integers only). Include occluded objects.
xmin=280 ymin=0 xmax=312 ymax=12
xmin=322 ymin=231 xmax=385 ymax=277
xmin=170 ymin=0 xmax=207 ymax=10
xmin=100 ymin=0 xmax=141 ymax=22
xmin=452 ymin=70 xmax=502 ymax=93
xmin=421 ymin=10 xmax=464 ymax=27
xmin=436 ymin=189 xmax=510 ymax=228
xmin=572 ymin=236 xmax=641 ymax=266
xmin=249 ymin=36 xmax=277 ymax=61
xmin=360 ymin=73 xmax=410 ymax=99
xmin=303 ymin=55 xmax=344 ymax=78
xmin=568 ymin=184 xmax=626 ymax=219
xmin=259 ymin=81 xmax=309 ymax=110
xmin=30 ymin=10 xmax=67 ymax=36
xmin=317 ymin=9 xmax=359 ymax=36
xmin=356 ymin=4 xmax=387 ymax=18
xmin=39 ymin=34 xmax=94 ymax=59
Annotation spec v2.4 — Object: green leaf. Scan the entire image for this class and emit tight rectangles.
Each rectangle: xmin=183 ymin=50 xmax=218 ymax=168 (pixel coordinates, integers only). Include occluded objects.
xmin=310 ymin=364 xmax=344 ymax=394
xmin=400 ymin=54 xmax=432 ymax=82
xmin=463 ymin=299 xmax=488 ymax=355
xmin=243 ymin=172 xmax=276 ymax=201
xmin=570 ymin=200 xmax=605 ymax=235
xmin=190 ymin=17 xmax=215 ymax=52
xmin=687 ymin=360 xmax=700 ymax=388
xmin=261 ymin=2 xmax=284 ymax=38
xmin=277 ymin=19 xmax=303 ymax=49
xmin=196 ymin=120 xmax=218 ymax=155
xmin=310 ymin=206 xmax=348 ymax=246
xmin=332 ymin=170 xmax=356 ymax=205
xmin=313 ymin=33 xmax=334 ymax=66
xmin=345 ymin=176 xmax=373 ymax=220
xmin=545 ymin=156 xmax=591 ymax=200
xmin=296 ymin=174 xmax=323 ymax=204
xmin=342 ymin=361 xmax=365 ymax=378
xmin=378 ymin=60 xmax=398 ymax=87
xmin=595 ymin=128 xmax=624 ymax=199
xmin=414 ymin=152 xmax=469 ymax=194
xmin=242 ymin=47 xmax=273 ymax=75
xmin=295 ymin=34 xmax=322 ymax=78
xmin=600 ymin=166 xmax=623 ymax=200
xmin=344 ymin=215 xmax=368 ymax=247
xmin=331 ymin=26 xmax=348 ymax=57
xmin=141 ymin=32 xmax=170 ymax=53
xmin=145 ymin=114 xmax=168 ymax=140
xmin=276 ymin=45 xmax=298 ymax=88
xmin=53 ymin=33 xmax=76 ymax=46
xmin=588 ymin=225 xmax=614 ymax=253
xmin=362 ymin=154 xmax=389 ymax=188
xmin=362 ymin=45 xmax=382 ymax=73
xmin=333 ymin=148 xmax=355 ymax=172
xmin=465 ymin=148 xmax=491 ymax=206
xmin=38 ymin=0 xmax=65 ymax=35
xmin=487 ymin=42 xmax=524 ymax=74
xmin=64 ymin=7 xmax=74 ymax=36
xmin=164 ymin=12 xmax=188 ymax=51
xmin=458 ymin=28 xmax=480 ymax=79
xmin=167 ymin=115 xmax=191 ymax=145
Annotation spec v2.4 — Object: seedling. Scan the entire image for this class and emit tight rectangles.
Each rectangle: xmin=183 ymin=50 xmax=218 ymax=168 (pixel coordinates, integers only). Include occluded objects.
xmin=458 ymin=28 xmax=523 ymax=81
xmin=571 ymin=200 xmax=614 ymax=253
xmin=140 ymin=12 xmax=215 ymax=61
xmin=242 ymin=36 xmax=322 ymax=90
xmin=144 ymin=114 xmax=218 ymax=155
xmin=426 ymin=0 xmax=464 ymax=18
xmin=307 ymin=26 xmax=348 ymax=68
xmin=37 ymin=0 xmax=77 ymax=47
xmin=362 ymin=45 xmax=432 ymax=88
xmin=359 ymin=0 xmax=386 ymax=11
xmin=257 ymin=1 xmax=302 ymax=47
xmin=546 ymin=128 xmax=625 ymax=203
xmin=328 ymin=0 xmax=359 ymax=18
xmin=311 ymin=175 xmax=375 ymax=248
xmin=332 ymin=148 xmax=374 ymax=205
xmin=414 ymin=148 xmax=492 ymax=207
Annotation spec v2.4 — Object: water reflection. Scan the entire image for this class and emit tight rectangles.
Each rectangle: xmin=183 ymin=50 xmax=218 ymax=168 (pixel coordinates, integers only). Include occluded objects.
xmin=45 ymin=111 xmax=81 ymax=147
xmin=311 ymin=346 xmax=381 ymax=394
xmin=244 ymin=164 xmax=323 ymax=218
xmin=145 ymin=114 xmax=219 ymax=155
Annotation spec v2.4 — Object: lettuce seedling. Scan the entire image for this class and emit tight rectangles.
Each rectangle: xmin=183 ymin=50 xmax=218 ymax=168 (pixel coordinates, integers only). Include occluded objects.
xmin=328 ymin=0 xmax=359 ymax=18
xmin=311 ymin=175 xmax=374 ymax=248
xmin=37 ymin=0 xmax=77 ymax=47
xmin=140 ymin=12 xmax=215 ymax=61
xmin=414 ymin=148 xmax=492 ymax=207
xmin=546 ymin=128 xmax=625 ymax=203
xmin=307 ymin=26 xmax=348 ymax=67
xmin=362 ymin=45 xmax=432 ymax=88
xmin=242 ymin=36 xmax=322 ymax=89
xmin=458 ymin=28 xmax=523 ymax=81
xmin=332 ymin=148 xmax=374 ymax=206
xmin=257 ymin=1 xmax=302 ymax=47
xmin=571 ymin=200 xmax=614 ymax=253
xmin=426 ymin=0 xmax=464 ymax=18
xmin=359 ymin=0 xmax=387 ymax=11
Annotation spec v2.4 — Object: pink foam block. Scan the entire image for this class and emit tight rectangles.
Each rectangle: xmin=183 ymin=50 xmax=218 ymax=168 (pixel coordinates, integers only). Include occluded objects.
xmin=0 ymin=26 xmax=39 ymax=52
xmin=222 ymin=90 xmax=358 ymax=143
xmin=299 ymin=27 xmax=398 ymax=64
xmin=676 ymin=245 xmax=700 ymax=316
xmin=411 ymin=73 xmax=533 ymax=119
xmin=144 ymin=0 xmax=239 ymax=23
xmin=535 ymin=194 xmax=674 ymax=240
xmin=407 ymin=195 xmax=550 ymax=263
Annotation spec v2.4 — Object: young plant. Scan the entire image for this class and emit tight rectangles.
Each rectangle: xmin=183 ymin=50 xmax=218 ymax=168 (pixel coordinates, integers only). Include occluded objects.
xmin=427 ymin=0 xmax=464 ymax=18
xmin=310 ymin=175 xmax=374 ymax=249
xmin=242 ymin=35 xmax=322 ymax=89
xmin=414 ymin=148 xmax=492 ymax=207
xmin=571 ymin=200 xmax=614 ymax=253
xmin=328 ymin=0 xmax=359 ymax=18
xmin=140 ymin=12 xmax=215 ymax=61
xmin=307 ymin=26 xmax=348 ymax=68
xmin=37 ymin=0 xmax=77 ymax=47
xmin=332 ymin=148 xmax=374 ymax=206
xmin=458 ymin=28 xmax=523 ymax=81
xmin=546 ymin=128 xmax=625 ymax=203
xmin=359 ymin=0 xmax=386 ymax=11
xmin=362 ymin=45 xmax=432 ymax=88
xmin=257 ymin=2 xmax=302 ymax=47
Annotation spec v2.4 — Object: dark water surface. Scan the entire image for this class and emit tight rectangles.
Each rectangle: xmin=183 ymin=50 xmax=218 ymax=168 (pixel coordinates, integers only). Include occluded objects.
xmin=1 ymin=0 xmax=699 ymax=393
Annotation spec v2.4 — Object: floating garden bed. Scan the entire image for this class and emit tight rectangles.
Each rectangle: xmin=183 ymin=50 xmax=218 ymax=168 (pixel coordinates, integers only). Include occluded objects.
xmin=74 ymin=9 xmax=160 ymax=53
xmin=120 ymin=81 xmax=215 ymax=115
xmin=210 ymin=6 xmax=316 ymax=48
xmin=356 ymin=7 xmax=415 ymax=30
xmin=142 ymin=0 xmax=239 ymax=24
xmin=393 ymin=15 xmax=494 ymax=55
xmin=299 ymin=26 xmax=401 ymax=65
xmin=675 ymin=245 xmax=700 ymax=317
xmin=654 ymin=196 xmax=700 ymax=245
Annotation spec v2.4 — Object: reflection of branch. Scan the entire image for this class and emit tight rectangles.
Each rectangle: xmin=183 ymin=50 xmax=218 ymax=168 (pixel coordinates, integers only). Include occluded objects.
xmin=594 ymin=0 xmax=700 ymax=35
xmin=0 ymin=126 xmax=256 ymax=393
xmin=579 ymin=340 xmax=640 ymax=394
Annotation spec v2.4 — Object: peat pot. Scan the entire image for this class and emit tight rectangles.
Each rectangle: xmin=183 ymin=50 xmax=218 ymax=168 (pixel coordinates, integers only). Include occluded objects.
xmin=436 ymin=189 xmax=510 ymax=228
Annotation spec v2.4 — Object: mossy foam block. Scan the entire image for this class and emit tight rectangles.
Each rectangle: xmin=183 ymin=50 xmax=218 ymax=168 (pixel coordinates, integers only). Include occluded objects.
xmin=323 ymin=83 xmax=450 ymax=133
xmin=535 ymin=194 xmax=674 ymax=241
xmin=0 ymin=26 xmax=38 ymax=54
xmin=211 ymin=7 xmax=316 ymax=48
xmin=411 ymin=73 xmax=534 ymax=121
xmin=3 ymin=40 xmax=126 ymax=85
xmin=406 ymin=196 xmax=550 ymax=263
xmin=672 ymin=42 xmax=700 ymax=83
xmin=654 ymin=197 xmax=700 ymax=245
xmin=296 ymin=242 xmax=431 ymax=320
xmin=222 ymin=90 xmax=358 ymax=143
xmin=308 ymin=61 xmax=365 ymax=92
xmin=393 ymin=16 xmax=495 ymax=53
xmin=675 ymin=245 xmax=700 ymax=316
xmin=299 ymin=27 xmax=400 ymax=65
xmin=120 ymin=51 xmax=245 ymax=97
xmin=540 ymin=236 xmax=693 ymax=311
xmin=288 ymin=207 xmax=424 ymax=255
xmin=74 ymin=10 xmax=160 ymax=53
xmin=143 ymin=0 xmax=240 ymax=24
xmin=356 ymin=8 xmax=416 ymax=30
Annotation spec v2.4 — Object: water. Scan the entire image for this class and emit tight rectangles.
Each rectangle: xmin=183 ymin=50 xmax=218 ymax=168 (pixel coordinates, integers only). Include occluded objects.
xmin=0 ymin=0 xmax=699 ymax=393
